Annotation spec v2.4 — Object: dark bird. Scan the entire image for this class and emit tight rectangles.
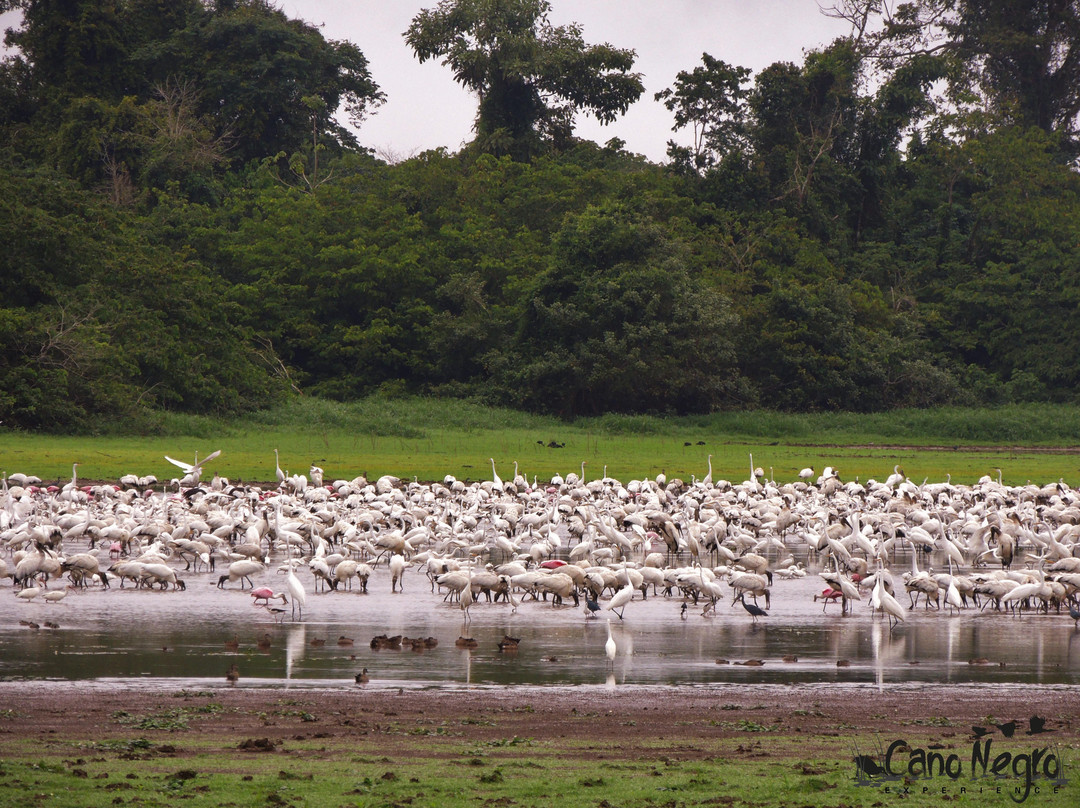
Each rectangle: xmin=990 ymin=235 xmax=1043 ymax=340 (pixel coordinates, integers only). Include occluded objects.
xmin=971 ymin=726 xmax=990 ymax=738
xmin=497 ymin=635 xmax=521 ymax=653
xmin=370 ymin=634 xmax=403 ymax=650
xmin=226 ymin=663 xmax=239 ymax=685
xmin=455 ymin=636 xmax=478 ymax=649
xmin=584 ymin=594 xmax=602 ymax=619
xmin=1028 ymin=715 xmax=1048 ymax=735
xmin=355 ymin=668 xmax=369 ymax=685
xmin=1069 ymin=601 xmax=1080 ymax=627
xmin=734 ymin=592 xmax=768 ymax=623
xmin=224 ymin=635 xmax=239 ymax=651
xmin=680 ymin=602 xmax=687 ymax=620
xmin=854 ymin=755 xmax=885 ymax=778
xmin=994 ymin=720 xmax=1018 ymax=738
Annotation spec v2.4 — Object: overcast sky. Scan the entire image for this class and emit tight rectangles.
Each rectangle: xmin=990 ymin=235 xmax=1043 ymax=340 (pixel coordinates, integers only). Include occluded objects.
xmin=279 ymin=1 xmax=851 ymax=162
xmin=2 ymin=2 xmax=851 ymax=163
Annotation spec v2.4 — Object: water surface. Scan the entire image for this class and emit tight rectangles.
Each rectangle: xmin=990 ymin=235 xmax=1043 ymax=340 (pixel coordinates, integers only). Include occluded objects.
xmin=4 ymin=566 xmax=1078 ymax=690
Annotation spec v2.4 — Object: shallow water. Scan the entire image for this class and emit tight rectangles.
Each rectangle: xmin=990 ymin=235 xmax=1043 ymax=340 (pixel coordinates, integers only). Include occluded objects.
xmin=4 ymin=564 xmax=1079 ymax=690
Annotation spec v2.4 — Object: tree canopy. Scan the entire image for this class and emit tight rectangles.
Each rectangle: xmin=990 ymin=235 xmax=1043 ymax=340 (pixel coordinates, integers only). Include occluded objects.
xmin=2 ymin=1 xmax=1079 ymax=430
xmin=405 ymin=0 xmax=644 ymax=159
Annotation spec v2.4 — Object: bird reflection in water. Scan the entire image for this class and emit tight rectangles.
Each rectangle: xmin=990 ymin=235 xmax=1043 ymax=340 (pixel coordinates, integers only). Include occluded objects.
xmin=285 ymin=624 xmax=306 ymax=685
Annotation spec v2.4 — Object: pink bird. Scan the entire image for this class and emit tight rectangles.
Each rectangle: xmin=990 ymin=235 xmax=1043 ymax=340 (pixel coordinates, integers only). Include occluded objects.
xmin=813 ymin=587 xmax=843 ymax=613
xmin=250 ymin=588 xmax=288 ymax=606
xmin=815 ymin=587 xmax=843 ymax=601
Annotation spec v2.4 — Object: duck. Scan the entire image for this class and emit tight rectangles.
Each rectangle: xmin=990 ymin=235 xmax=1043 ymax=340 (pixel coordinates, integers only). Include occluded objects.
xmin=497 ymin=635 xmax=521 ymax=653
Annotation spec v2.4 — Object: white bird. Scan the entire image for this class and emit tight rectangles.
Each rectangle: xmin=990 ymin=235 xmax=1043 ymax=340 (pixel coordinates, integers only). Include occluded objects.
xmin=164 ymin=449 xmax=221 ymax=487
xmin=16 ymin=587 xmax=42 ymax=602
xmin=873 ymin=576 xmax=906 ymax=629
xmin=274 ymin=449 xmax=286 ymax=488
xmin=43 ymin=587 xmax=71 ymax=604
xmin=605 ymin=618 xmax=616 ymax=665
xmin=389 ymin=554 xmax=407 ymax=593
xmin=285 ymin=565 xmax=306 ymax=621
xmin=607 ymin=581 xmax=634 ymax=620
xmin=701 ymin=455 xmax=713 ymax=488
xmin=460 ymin=562 xmax=475 ymax=621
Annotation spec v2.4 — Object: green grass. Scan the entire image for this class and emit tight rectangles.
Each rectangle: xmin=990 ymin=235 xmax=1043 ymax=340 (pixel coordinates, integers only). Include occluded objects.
xmin=3 ymin=397 xmax=1080 ymax=486
xmin=0 ymin=730 xmax=1071 ymax=807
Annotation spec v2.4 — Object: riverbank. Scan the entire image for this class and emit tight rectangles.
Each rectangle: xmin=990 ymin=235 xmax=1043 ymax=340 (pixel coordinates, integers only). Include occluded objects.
xmin=0 ymin=682 xmax=1076 ymax=806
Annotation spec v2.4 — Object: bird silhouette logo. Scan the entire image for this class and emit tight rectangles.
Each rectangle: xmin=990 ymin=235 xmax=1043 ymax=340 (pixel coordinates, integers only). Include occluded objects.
xmin=994 ymin=720 xmax=1018 ymax=738
xmin=850 ymin=738 xmax=893 ymax=784
xmin=1027 ymin=715 xmax=1049 ymax=735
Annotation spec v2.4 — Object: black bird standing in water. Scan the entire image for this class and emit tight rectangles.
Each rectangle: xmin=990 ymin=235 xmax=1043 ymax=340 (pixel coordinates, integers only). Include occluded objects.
xmin=584 ymin=594 xmax=602 ymax=619
xmin=734 ymin=592 xmax=768 ymax=623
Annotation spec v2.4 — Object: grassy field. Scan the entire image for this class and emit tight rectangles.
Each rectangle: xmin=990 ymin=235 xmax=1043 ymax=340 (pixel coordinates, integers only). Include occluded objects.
xmin=0 ymin=734 xmax=995 ymax=808
xmin=3 ymin=397 xmax=1080 ymax=486
xmin=1 ymin=703 xmax=1066 ymax=808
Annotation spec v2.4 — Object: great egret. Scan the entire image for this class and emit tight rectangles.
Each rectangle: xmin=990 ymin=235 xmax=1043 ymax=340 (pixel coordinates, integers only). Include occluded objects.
xmin=605 ymin=619 xmax=616 ymax=665
xmin=164 ymin=449 xmax=221 ymax=487
xmin=285 ymin=564 xmax=306 ymax=620
xmin=607 ymin=581 xmax=634 ymax=620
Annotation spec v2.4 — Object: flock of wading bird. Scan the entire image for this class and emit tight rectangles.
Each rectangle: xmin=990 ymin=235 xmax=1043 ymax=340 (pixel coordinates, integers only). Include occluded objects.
xmin=5 ymin=452 xmax=1080 ymax=647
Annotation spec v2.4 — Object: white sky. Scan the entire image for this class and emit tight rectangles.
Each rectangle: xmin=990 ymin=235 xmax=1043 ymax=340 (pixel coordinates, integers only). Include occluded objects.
xmin=3 ymin=2 xmax=851 ymax=163
xmin=281 ymin=1 xmax=850 ymax=162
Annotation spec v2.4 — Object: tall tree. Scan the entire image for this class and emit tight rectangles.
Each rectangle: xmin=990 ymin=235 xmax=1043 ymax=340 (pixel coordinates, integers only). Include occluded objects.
xmin=1 ymin=0 xmax=384 ymax=173
xmin=1 ymin=0 xmax=133 ymax=102
xmin=655 ymin=54 xmax=751 ymax=173
xmin=825 ymin=0 xmax=1080 ymax=155
xmin=405 ymin=0 xmax=643 ymax=159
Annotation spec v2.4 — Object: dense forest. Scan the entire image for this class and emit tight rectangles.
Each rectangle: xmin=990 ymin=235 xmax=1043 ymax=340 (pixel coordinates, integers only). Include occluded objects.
xmin=2 ymin=0 xmax=1080 ymax=431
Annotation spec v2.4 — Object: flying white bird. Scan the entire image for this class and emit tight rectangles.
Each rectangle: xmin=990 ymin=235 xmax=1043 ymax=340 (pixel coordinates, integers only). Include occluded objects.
xmin=164 ymin=449 xmax=222 ymax=486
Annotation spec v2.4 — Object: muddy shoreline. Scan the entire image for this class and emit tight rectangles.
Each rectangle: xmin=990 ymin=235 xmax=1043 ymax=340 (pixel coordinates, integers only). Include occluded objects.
xmin=1 ymin=682 xmax=1077 ymax=754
